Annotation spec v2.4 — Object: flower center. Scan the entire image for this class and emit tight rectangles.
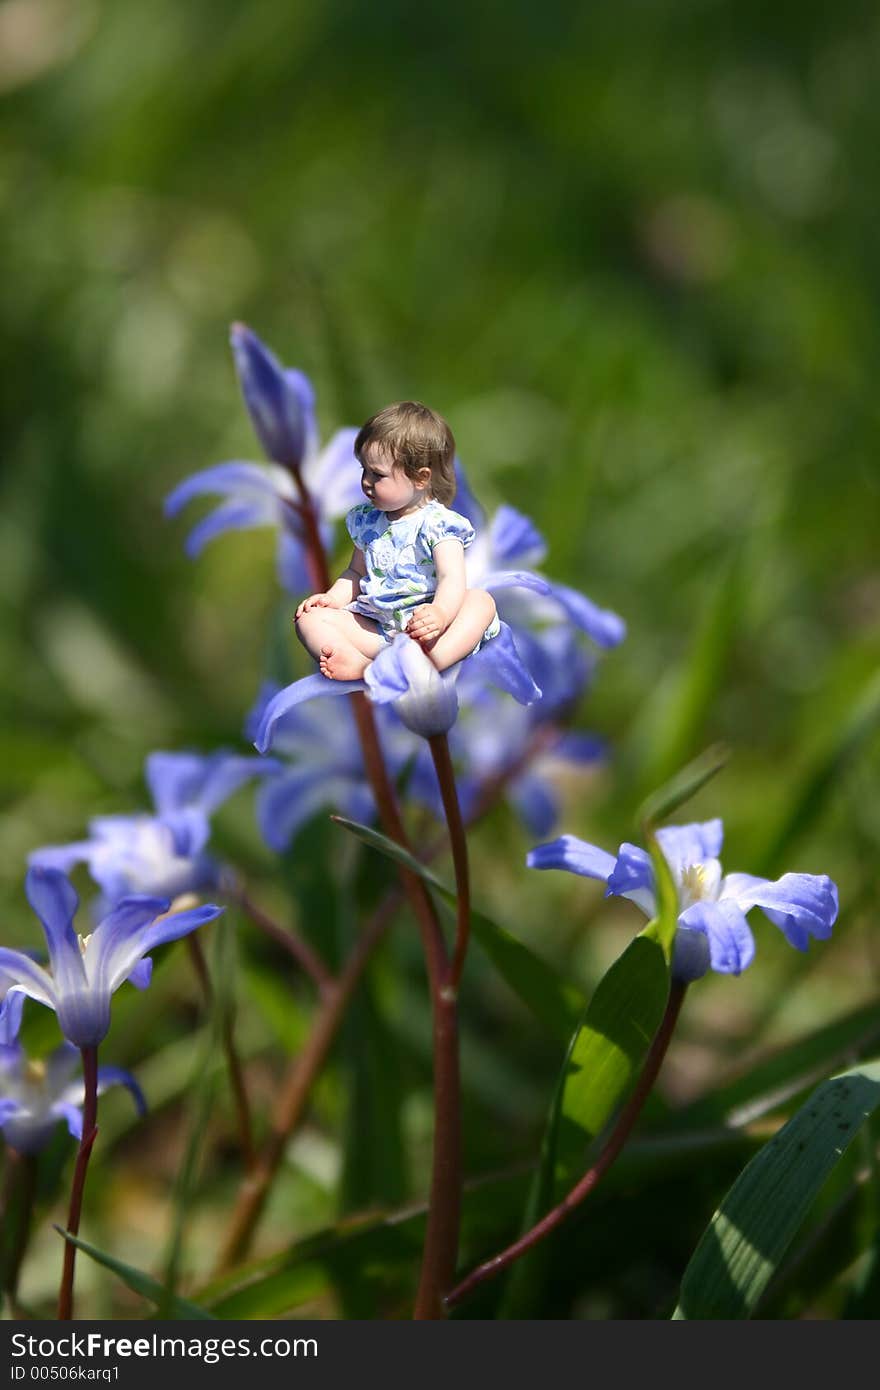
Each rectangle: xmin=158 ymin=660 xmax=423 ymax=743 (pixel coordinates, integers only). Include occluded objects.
xmin=78 ymin=934 xmax=92 ymax=956
xmin=679 ymin=864 xmax=708 ymax=901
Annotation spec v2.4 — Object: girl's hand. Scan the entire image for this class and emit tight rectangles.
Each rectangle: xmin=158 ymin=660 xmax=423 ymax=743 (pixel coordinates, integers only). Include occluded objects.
xmin=295 ymin=593 xmax=333 ymax=619
xmin=407 ymin=603 xmax=448 ymax=646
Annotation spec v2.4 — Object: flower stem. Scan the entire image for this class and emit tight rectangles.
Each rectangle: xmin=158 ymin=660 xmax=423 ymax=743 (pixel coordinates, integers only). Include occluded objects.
xmin=274 ymin=478 xmax=462 ymax=1315
xmin=57 ymin=1047 xmax=99 ymax=1321
xmin=428 ymin=733 xmax=471 ymax=989
xmin=226 ymin=880 xmax=335 ymax=996
xmin=444 ymin=979 xmax=688 ymax=1311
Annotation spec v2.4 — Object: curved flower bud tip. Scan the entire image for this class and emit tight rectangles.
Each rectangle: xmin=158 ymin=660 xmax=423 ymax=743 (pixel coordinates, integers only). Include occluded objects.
xmin=528 ymin=818 xmax=839 ymax=982
xmin=230 ymin=323 xmax=314 ymax=469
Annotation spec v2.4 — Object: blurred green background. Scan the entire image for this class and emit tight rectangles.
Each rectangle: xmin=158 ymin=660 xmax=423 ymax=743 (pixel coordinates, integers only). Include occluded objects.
xmin=2 ymin=0 xmax=880 ymax=1317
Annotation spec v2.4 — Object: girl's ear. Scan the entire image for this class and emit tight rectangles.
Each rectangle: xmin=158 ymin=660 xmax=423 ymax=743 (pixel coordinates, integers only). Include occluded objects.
xmin=416 ymin=466 xmax=433 ymax=489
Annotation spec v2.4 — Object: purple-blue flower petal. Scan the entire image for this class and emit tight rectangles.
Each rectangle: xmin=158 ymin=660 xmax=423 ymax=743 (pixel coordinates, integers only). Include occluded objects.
xmin=254 ymin=674 xmax=363 ymax=754
xmin=24 ymin=868 xmax=86 ymax=1000
xmin=0 ymin=950 xmax=56 ymax=1011
xmin=541 ymin=581 xmax=627 ymax=649
xmin=727 ymin=872 xmax=839 ymax=952
xmin=94 ymin=1065 xmax=147 ymax=1117
xmin=507 ymin=772 xmax=560 ymax=838
xmin=526 ymin=835 xmax=617 ymax=882
xmin=231 ymin=323 xmax=313 ymax=468
xmin=184 ymin=500 xmax=278 ymax=558
xmin=656 ymin=820 xmax=724 ymax=869
xmin=488 ymin=506 xmax=547 ymax=568
xmin=304 ymin=428 xmax=362 ymax=517
xmin=164 ymin=461 xmax=292 ymax=517
xmin=677 ymin=900 xmax=756 ymax=975
xmin=606 ymin=843 xmax=655 ymax=900
xmin=466 ymin=622 xmax=542 ymax=705
xmin=480 ymin=569 xmax=553 ymax=598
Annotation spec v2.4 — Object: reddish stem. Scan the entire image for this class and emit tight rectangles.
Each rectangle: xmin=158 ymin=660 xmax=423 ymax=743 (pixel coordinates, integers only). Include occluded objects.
xmin=428 ymin=734 xmax=471 ymax=990
xmin=57 ymin=1047 xmax=99 ymax=1321
xmin=228 ymin=881 xmax=335 ymax=996
xmin=445 ymin=979 xmax=688 ymax=1310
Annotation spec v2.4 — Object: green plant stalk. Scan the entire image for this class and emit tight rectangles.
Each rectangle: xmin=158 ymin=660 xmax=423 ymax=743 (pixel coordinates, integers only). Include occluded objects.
xmin=1 ymin=1149 xmax=38 ymax=1310
xmin=58 ymin=1047 xmax=99 ymax=1321
xmin=445 ymin=980 xmax=688 ymax=1310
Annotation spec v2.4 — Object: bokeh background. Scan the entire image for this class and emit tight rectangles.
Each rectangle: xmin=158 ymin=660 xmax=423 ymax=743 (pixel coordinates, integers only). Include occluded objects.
xmin=2 ymin=0 xmax=879 ymax=1317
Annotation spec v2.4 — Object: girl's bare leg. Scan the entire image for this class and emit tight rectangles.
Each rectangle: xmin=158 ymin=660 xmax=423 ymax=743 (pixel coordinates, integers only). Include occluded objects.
xmin=416 ymin=590 xmax=497 ymax=671
xmin=295 ymin=608 xmax=385 ymax=681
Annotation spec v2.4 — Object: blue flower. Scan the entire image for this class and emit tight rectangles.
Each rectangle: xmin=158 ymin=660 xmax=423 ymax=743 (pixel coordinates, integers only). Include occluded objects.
xmin=408 ymin=651 xmax=604 ymax=835
xmin=456 ymin=469 xmax=626 ymax=651
xmin=165 ymin=326 xmax=363 ymax=594
xmin=254 ymin=623 xmax=542 ymax=747
xmin=244 ymin=682 xmax=416 ymax=852
xmin=528 ymin=819 xmax=838 ymax=980
xmin=29 ymin=751 xmax=276 ymax=911
xmin=0 ymin=995 xmax=145 ymax=1155
xmin=0 ymin=868 xmax=223 ymax=1048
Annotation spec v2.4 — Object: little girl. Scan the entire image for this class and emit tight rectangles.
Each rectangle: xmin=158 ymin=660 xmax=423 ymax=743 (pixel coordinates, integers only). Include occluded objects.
xmin=295 ymin=401 xmax=499 ymax=681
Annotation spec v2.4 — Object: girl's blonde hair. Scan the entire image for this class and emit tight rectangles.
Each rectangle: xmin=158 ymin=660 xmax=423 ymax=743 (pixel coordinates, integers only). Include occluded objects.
xmin=354 ymin=401 xmax=456 ymax=506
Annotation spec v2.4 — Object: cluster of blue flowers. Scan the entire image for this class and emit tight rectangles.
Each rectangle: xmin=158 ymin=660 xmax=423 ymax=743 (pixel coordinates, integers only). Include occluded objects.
xmin=1 ymin=323 xmax=840 ymax=1166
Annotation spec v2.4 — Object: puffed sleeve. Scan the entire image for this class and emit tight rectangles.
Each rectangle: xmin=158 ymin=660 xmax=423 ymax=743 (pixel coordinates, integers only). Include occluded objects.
xmin=420 ymin=505 xmax=475 ymax=552
xmin=345 ymin=503 xmax=372 ymax=549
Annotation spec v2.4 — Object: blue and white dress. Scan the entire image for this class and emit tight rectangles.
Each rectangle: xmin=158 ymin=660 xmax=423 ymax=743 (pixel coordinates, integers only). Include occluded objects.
xmin=345 ymin=499 xmax=499 ymax=646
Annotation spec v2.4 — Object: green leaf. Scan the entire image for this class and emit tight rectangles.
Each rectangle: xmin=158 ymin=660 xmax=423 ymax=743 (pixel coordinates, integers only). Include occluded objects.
xmin=675 ymin=998 xmax=880 ymax=1132
xmin=503 ymin=919 xmax=671 ymax=1315
xmin=53 ymin=1229 xmax=215 ymax=1319
xmin=673 ymin=1057 xmax=880 ymax=1318
xmin=333 ymin=816 xmax=585 ymax=1042
xmin=638 ymin=742 xmax=729 ymax=832
xmin=757 ymin=667 xmax=880 ymax=875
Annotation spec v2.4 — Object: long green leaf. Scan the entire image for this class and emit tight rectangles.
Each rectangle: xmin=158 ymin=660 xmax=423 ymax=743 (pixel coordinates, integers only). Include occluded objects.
xmin=673 ymin=1057 xmax=880 ymax=1318
xmin=333 ymin=816 xmax=585 ymax=1042
xmin=54 ymin=1229 xmax=214 ymax=1319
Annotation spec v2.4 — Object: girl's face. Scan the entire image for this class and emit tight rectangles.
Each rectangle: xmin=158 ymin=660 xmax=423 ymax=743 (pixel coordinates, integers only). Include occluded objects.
xmin=360 ymin=444 xmax=430 ymax=519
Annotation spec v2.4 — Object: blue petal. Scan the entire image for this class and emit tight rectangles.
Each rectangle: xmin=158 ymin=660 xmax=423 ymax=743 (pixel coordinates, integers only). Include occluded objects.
xmin=726 ymin=872 xmax=838 ymax=952
xmin=304 ymin=428 xmax=362 ymax=518
xmin=489 ymin=506 xmax=547 ymax=568
xmin=51 ymin=1101 xmax=85 ymax=1143
xmin=254 ymin=674 xmax=363 ymax=753
xmin=507 ymin=772 xmax=560 ymax=838
xmin=656 ymin=820 xmax=724 ymax=869
xmin=551 ymin=731 xmax=606 ymax=764
xmin=670 ymin=928 xmax=712 ymax=983
xmin=95 ymin=1065 xmax=147 ymax=1117
xmin=606 ymin=842 xmax=655 ymax=904
xmin=87 ymin=895 xmax=171 ymax=992
xmin=542 ymin=581 xmax=627 ymax=648
xmin=231 ymin=323 xmax=312 ymax=467
xmin=480 ymin=569 xmax=553 ymax=598
xmin=365 ymin=639 xmax=460 ymax=737
xmin=677 ymin=900 xmax=756 ymax=975
xmin=276 ymin=528 xmax=313 ymax=595
xmin=0 ymin=949 xmax=56 ymax=1011
xmin=0 ymin=989 xmax=25 ymax=1045
xmin=24 ymin=867 xmax=86 ymax=1000
xmin=184 ymin=500 xmax=278 ymax=558
xmin=466 ymin=622 xmax=542 ymax=705
xmin=527 ymin=835 xmax=617 ymax=882
xmin=146 ymin=753 xmax=216 ymax=815
xmin=159 ymin=808 xmax=211 ymax=859
xmin=255 ymin=767 xmax=341 ymax=853
xmin=451 ymin=458 xmax=487 ymax=531
xmin=28 ymin=841 xmax=96 ymax=874
xmin=164 ymin=461 xmax=292 ymax=517
xmin=197 ymin=752 xmax=280 ymax=816
xmin=127 ymin=958 xmax=153 ymax=990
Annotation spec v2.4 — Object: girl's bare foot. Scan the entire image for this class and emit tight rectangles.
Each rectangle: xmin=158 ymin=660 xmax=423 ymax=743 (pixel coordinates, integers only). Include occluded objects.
xmin=319 ymin=642 xmax=370 ymax=681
